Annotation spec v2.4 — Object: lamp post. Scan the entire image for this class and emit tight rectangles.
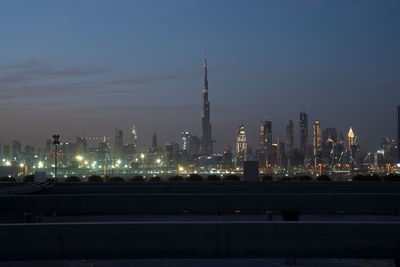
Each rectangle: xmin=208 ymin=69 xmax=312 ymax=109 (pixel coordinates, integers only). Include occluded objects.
xmin=52 ymin=135 xmax=60 ymax=178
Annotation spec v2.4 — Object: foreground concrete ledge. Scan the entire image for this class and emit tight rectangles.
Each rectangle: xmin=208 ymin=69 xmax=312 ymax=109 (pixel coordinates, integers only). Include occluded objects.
xmin=1 ymin=193 xmax=400 ymax=213
xmin=0 ymin=222 xmax=399 ymax=260
xmin=41 ymin=183 xmax=400 ymax=194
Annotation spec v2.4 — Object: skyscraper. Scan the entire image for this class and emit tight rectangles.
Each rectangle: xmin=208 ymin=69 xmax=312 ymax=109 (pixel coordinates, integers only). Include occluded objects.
xmin=11 ymin=140 xmax=21 ymax=161
xmin=347 ymin=127 xmax=355 ymax=150
xmin=181 ymin=132 xmax=200 ymax=157
xmin=200 ymin=56 xmax=213 ymax=156
xmin=285 ymin=120 xmax=294 ymax=156
xmin=236 ymin=125 xmax=248 ymax=155
xmin=131 ymin=125 xmax=138 ymax=153
xmin=259 ymin=120 xmax=272 ymax=165
xmin=299 ymin=112 xmax=308 ymax=163
xmin=397 ymin=106 xmax=400 ymax=161
xmin=259 ymin=121 xmax=272 ymax=149
xmin=222 ymin=145 xmax=233 ymax=169
xmin=152 ymin=133 xmax=158 ymax=150
xmin=313 ymin=120 xmax=321 ymax=166
xmin=114 ymin=129 xmax=123 ymax=160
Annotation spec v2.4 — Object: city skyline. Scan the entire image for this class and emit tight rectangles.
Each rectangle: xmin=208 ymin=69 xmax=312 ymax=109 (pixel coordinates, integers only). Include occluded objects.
xmin=0 ymin=0 xmax=399 ymax=152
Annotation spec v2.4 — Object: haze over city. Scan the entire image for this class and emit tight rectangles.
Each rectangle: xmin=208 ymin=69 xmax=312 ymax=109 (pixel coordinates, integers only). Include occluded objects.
xmin=1 ymin=0 xmax=399 ymax=152
xmin=3 ymin=1 xmax=400 ymax=266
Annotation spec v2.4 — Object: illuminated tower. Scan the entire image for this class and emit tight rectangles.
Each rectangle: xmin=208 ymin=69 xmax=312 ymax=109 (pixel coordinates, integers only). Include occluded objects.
xmin=201 ymin=55 xmax=213 ymax=156
xmin=299 ymin=112 xmax=308 ymax=163
xmin=347 ymin=127 xmax=355 ymax=150
xmin=236 ymin=125 xmax=248 ymax=155
xmin=313 ymin=121 xmax=321 ymax=166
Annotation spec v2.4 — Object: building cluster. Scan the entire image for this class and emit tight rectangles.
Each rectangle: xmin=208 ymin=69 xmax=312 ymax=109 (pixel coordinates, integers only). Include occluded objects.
xmin=0 ymin=58 xmax=399 ymax=176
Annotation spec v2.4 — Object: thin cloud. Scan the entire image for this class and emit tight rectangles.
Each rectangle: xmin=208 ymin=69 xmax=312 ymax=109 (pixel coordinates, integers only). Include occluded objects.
xmin=0 ymin=59 xmax=40 ymax=70
xmin=0 ymin=58 xmax=222 ymax=103
xmin=102 ymin=70 xmax=201 ymax=86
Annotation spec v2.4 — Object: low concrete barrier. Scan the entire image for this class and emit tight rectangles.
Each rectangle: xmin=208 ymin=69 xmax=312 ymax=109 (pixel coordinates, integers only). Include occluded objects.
xmin=1 ymin=193 xmax=400 ymax=213
xmin=42 ymin=183 xmax=400 ymax=194
xmin=0 ymin=221 xmax=398 ymax=260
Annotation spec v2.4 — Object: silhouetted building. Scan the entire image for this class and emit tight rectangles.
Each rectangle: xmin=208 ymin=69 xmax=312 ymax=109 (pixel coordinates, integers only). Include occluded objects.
xmin=397 ymin=105 xmax=400 ymax=161
xmin=299 ymin=112 xmax=308 ymax=164
xmin=46 ymin=139 xmax=52 ymax=154
xmin=321 ymin=127 xmax=337 ymax=167
xmin=181 ymin=132 xmax=200 ymax=160
xmin=11 ymin=141 xmax=22 ymax=161
xmin=285 ymin=120 xmax=294 ymax=166
xmin=200 ymin=56 xmax=213 ymax=156
xmin=24 ymin=145 xmax=35 ymax=167
xmin=152 ymin=133 xmax=158 ymax=151
xmin=276 ymin=138 xmax=285 ymax=167
xmin=114 ymin=129 xmax=123 ymax=160
xmin=165 ymin=143 xmax=180 ymax=167
xmin=76 ymin=137 xmax=88 ymax=156
xmin=259 ymin=120 xmax=272 ymax=166
xmin=222 ymin=145 xmax=233 ymax=169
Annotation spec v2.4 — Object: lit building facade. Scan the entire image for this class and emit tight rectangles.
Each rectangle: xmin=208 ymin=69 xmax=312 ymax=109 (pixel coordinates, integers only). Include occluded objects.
xmin=313 ymin=120 xmax=321 ymax=166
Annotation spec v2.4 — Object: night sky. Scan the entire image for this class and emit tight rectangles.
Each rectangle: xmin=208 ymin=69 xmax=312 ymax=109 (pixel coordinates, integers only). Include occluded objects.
xmin=0 ymin=0 xmax=399 ymax=152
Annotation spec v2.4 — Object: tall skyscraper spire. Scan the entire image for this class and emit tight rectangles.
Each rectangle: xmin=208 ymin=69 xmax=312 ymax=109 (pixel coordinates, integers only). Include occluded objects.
xmin=201 ymin=55 xmax=213 ymax=155
xmin=397 ymin=105 xmax=400 ymax=161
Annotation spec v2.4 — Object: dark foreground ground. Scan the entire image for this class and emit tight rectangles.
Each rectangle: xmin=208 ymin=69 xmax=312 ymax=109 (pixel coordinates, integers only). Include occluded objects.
xmin=0 ymin=258 xmax=394 ymax=267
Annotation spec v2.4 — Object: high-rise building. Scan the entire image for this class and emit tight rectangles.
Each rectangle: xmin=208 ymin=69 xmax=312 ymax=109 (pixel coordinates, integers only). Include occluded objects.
xmin=347 ymin=127 xmax=355 ymax=150
xmin=181 ymin=132 xmax=191 ymax=151
xmin=152 ymin=133 xmax=158 ymax=150
xmin=285 ymin=120 xmax=294 ymax=156
xmin=181 ymin=132 xmax=200 ymax=158
xmin=276 ymin=138 xmax=285 ymax=167
xmin=222 ymin=145 xmax=233 ymax=170
xmin=299 ymin=112 xmax=308 ymax=163
xmin=200 ymin=56 xmax=213 ymax=156
xmin=397 ymin=106 xmax=400 ymax=161
xmin=24 ymin=145 xmax=35 ymax=167
xmin=76 ymin=137 xmax=87 ymax=156
xmin=131 ymin=125 xmax=138 ymax=153
xmin=313 ymin=120 xmax=321 ymax=166
xmin=46 ymin=139 xmax=52 ymax=154
xmin=323 ymin=128 xmax=337 ymax=144
xmin=11 ymin=140 xmax=22 ymax=161
xmin=259 ymin=120 xmax=272 ymax=165
xmin=236 ymin=125 xmax=248 ymax=154
xmin=114 ymin=129 xmax=123 ymax=160
xmin=321 ymin=127 xmax=337 ymax=167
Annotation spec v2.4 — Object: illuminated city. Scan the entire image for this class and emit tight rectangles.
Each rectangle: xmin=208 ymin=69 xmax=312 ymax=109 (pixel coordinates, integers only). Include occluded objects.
xmin=2 ymin=1 xmax=400 ymax=266
xmin=0 ymin=56 xmax=398 ymax=180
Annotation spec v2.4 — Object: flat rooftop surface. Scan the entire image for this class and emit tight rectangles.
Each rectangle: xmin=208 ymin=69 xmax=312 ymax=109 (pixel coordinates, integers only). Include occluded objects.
xmin=35 ymin=214 xmax=400 ymax=223
xmin=0 ymin=258 xmax=394 ymax=267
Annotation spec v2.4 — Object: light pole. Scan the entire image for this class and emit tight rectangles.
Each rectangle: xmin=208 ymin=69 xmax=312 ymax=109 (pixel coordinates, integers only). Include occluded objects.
xmin=53 ymin=135 xmax=60 ymax=178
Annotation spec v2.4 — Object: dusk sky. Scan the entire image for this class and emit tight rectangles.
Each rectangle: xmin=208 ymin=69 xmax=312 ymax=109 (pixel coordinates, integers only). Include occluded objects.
xmin=1 ymin=0 xmax=399 ymax=152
